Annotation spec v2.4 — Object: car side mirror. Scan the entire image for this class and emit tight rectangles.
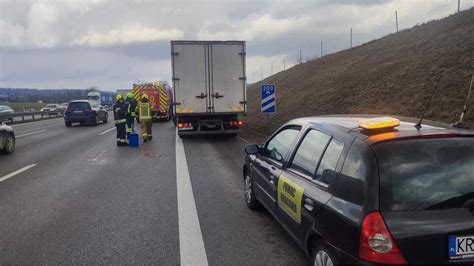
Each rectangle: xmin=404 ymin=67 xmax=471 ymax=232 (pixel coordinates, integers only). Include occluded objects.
xmin=244 ymin=144 xmax=259 ymax=155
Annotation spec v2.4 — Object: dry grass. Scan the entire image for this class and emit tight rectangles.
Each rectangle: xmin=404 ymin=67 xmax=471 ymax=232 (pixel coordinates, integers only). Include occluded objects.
xmin=4 ymin=103 xmax=46 ymax=112
xmin=243 ymin=9 xmax=474 ymax=140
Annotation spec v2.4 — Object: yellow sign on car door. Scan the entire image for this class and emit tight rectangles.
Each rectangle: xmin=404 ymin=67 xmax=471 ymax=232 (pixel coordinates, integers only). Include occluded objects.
xmin=277 ymin=175 xmax=304 ymax=223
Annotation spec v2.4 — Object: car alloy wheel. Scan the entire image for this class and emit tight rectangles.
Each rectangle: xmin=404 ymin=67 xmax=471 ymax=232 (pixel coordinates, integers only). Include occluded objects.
xmin=245 ymin=174 xmax=253 ymax=204
xmin=314 ymin=249 xmax=334 ymax=266
xmin=4 ymin=134 xmax=15 ymax=154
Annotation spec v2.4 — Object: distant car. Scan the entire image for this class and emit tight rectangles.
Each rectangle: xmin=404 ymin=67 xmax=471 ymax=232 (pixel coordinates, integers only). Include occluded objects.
xmin=41 ymin=104 xmax=62 ymax=114
xmin=243 ymin=115 xmax=474 ymax=265
xmin=0 ymin=105 xmax=14 ymax=123
xmin=0 ymin=122 xmax=15 ymax=154
xmin=61 ymin=102 xmax=69 ymax=111
xmin=64 ymin=100 xmax=108 ymax=127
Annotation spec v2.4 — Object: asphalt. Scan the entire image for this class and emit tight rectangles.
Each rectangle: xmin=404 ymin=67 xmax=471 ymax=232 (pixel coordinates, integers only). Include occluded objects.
xmin=0 ymin=117 xmax=306 ymax=264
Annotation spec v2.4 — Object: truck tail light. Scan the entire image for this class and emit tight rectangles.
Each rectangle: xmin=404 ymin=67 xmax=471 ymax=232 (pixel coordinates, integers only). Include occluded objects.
xmin=359 ymin=211 xmax=407 ymax=264
xmin=230 ymin=120 xmax=243 ymax=126
xmin=177 ymin=122 xmax=192 ymax=128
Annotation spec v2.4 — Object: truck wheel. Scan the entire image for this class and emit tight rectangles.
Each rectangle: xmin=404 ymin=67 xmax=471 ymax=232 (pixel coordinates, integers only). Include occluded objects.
xmin=103 ymin=113 xmax=108 ymax=123
xmin=65 ymin=121 xmax=72 ymax=127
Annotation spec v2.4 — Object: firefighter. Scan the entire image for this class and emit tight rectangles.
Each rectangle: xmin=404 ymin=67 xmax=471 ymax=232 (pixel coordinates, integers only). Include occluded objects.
xmin=124 ymin=92 xmax=137 ymax=136
xmin=137 ymin=93 xmax=153 ymax=142
xmin=113 ymin=94 xmax=128 ymax=146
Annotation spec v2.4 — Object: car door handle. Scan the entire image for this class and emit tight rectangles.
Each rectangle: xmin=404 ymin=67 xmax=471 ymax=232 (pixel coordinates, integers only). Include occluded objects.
xmin=304 ymin=198 xmax=314 ymax=212
xmin=270 ymin=166 xmax=276 ymax=171
xmin=269 ymin=175 xmax=276 ymax=185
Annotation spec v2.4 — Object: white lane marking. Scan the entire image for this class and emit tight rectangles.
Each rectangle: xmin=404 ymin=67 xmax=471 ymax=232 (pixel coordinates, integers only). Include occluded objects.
xmin=0 ymin=164 xmax=37 ymax=183
xmin=15 ymin=130 xmax=47 ymax=138
xmin=237 ymin=136 xmax=252 ymax=144
xmin=176 ymin=129 xmax=209 ymax=266
xmin=11 ymin=118 xmax=63 ymax=127
xmin=99 ymin=127 xmax=116 ymax=135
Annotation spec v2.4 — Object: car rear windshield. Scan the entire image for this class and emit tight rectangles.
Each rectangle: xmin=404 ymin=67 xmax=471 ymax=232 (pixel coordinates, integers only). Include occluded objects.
xmin=374 ymin=137 xmax=474 ymax=211
xmin=68 ymin=102 xmax=90 ymax=110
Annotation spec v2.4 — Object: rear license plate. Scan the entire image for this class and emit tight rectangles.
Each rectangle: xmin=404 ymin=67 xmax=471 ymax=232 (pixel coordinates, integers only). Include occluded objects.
xmin=73 ymin=111 xmax=82 ymax=113
xmin=449 ymin=235 xmax=474 ymax=260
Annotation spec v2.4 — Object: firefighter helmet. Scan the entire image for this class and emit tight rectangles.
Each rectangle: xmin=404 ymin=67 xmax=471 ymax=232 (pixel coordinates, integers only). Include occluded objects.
xmin=126 ymin=92 xmax=134 ymax=98
xmin=116 ymin=94 xmax=123 ymax=101
xmin=142 ymin=94 xmax=149 ymax=100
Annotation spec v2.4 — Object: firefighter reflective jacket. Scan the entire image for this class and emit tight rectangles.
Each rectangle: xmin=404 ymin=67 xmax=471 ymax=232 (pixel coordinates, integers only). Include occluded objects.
xmin=138 ymin=99 xmax=152 ymax=122
xmin=124 ymin=98 xmax=138 ymax=117
xmin=113 ymin=101 xmax=127 ymax=123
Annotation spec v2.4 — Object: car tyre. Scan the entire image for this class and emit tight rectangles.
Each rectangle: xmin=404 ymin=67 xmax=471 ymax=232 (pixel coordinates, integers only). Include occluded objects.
xmin=9 ymin=118 xmax=14 ymax=123
xmin=3 ymin=133 xmax=15 ymax=154
xmin=103 ymin=113 xmax=108 ymax=123
xmin=93 ymin=115 xmax=99 ymax=126
xmin=312 ymin=240 xmax=338 ymax=266
xmin=65 ymin=121 xmax=72 ymax=127
xmin=244 ymin=172 xmax=262 ymax=211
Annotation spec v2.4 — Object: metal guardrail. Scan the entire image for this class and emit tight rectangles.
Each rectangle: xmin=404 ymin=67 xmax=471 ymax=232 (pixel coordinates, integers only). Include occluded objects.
xmin=0 ymin=111 xmax=63 ymax=123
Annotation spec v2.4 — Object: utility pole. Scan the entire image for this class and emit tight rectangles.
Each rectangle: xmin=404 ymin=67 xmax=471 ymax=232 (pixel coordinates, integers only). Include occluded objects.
xmin=458 ymin=0 xmax=461 ymax=12
xmin=395 ymin=11 xmax=399 ymax=33
xmin=299 ymin=49 xmax=302 ymax=64
xmin=320 ymin=41 xmax=323 ymax=57
xmin=350 ymin=28 xmax=353 ymax=48
xmin=283 ymin=58 xmax=286 ymax=70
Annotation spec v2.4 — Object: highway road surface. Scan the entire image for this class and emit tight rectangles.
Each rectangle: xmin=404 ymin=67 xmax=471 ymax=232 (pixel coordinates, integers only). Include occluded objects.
xmin=0 ymin=117 xmax=306 ymax=264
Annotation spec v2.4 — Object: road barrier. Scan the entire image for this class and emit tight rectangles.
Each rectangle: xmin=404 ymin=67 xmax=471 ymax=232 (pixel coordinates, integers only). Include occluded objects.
xmin=0 ymin=111 xmax=63 ymax=124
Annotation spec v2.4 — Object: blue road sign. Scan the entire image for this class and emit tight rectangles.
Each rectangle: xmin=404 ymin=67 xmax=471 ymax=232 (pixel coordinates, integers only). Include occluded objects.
xmin=261 ymin=84 xmax=276 ymax=113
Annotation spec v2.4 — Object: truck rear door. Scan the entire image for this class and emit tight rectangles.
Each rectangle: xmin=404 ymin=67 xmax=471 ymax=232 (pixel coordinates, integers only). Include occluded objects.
xmin=172 ymin=42 xmax=209 ymax=114
xmin=209 ymin=42 xmax=246 ymax=113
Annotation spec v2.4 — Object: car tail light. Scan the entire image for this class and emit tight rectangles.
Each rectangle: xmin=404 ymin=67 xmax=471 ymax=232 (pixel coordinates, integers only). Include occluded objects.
xmin=359 ymin=211 xmax=407 ymax=264
xmin=230 ymin=120 xmax=243 ymax=126
xmin=83 ymin=109 xmax=96 ymax=114
xmin=177 ymin=122 xmax=192 ymax=128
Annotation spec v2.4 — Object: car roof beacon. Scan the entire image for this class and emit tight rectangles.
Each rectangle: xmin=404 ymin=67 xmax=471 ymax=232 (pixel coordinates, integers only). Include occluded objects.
xmin=452 ymin=73 xmax=473 ymax=129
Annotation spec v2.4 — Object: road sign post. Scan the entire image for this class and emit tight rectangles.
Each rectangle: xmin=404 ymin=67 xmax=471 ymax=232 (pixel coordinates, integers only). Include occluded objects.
xmin=261 ymin=84 xmax=276 ymax=114
xmin=261 ymin=84 xmax=276 ymax=132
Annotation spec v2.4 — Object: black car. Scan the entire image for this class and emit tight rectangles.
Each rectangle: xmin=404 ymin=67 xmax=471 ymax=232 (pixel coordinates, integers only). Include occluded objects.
xmin=0 ymin=122 xmax=15 ymax=154
xmin=0 ymin=105 xmax=14 ymax=123
xmin=243 ymin=115 xmax=474 ymax=265
xmin=64 ymin=100 xmax=108 ymax=127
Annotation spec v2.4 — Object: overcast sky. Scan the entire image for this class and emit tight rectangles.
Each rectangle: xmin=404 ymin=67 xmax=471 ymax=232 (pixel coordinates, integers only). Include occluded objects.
xmin=0 ymin=0 xmax=472 ymax=91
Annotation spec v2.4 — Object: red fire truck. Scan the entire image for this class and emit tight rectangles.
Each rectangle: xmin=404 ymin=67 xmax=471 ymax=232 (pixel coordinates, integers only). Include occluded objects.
xmin=132 ymin=81 xmax=173 ymax=121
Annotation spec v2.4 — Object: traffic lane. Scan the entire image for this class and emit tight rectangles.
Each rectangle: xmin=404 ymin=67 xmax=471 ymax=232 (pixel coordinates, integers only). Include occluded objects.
xmin=0 ymin=121 xmax=179 ymax=264
xmin=0 ymin=119 xmax=112 ymax=176
xmin=183 ymin=136 xmax=307 ymax=265
xmin=9 ymin=117 xmax=63 ymax=135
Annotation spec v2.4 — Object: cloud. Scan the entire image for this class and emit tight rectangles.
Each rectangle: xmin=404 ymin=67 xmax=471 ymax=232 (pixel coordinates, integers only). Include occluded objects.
xmin=197 ymin=15 xmax=311 ymax=42
xmin=0 ymin=0 xmax=472 ymax=89
xmin=73 ymin=26 xmax=184 ymax=47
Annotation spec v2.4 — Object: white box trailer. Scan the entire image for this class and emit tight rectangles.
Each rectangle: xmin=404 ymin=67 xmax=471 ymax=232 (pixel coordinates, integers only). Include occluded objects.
xmin=171 ymin=40 xmax=247 ymax=137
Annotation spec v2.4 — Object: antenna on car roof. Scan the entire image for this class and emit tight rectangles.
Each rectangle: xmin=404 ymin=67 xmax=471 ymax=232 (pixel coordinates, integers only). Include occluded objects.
xmin=415 ymin=73 xmax=444 ymax=130
xmin=452 ymin=74 xmax=473 ymax=129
